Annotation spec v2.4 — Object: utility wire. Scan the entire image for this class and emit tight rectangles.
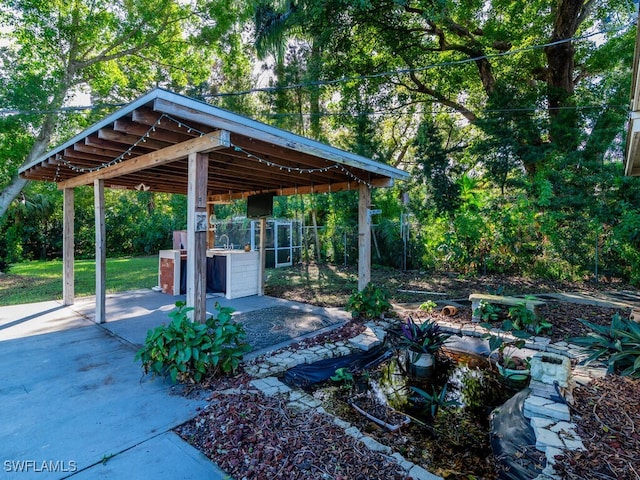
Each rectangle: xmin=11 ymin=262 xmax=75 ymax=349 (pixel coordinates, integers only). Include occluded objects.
xmin=209 ymin=23 xmax=633 ymax=98
xmin=0 ymin=22 xmax=633 ymax=118
xmin=257 ymin=104 xmax=628 ymax=117
xmin=0 ymin=102 xmax=628 ymax=119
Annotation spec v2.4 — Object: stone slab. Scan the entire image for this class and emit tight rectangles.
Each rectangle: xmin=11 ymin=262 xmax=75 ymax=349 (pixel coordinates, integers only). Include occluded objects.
xmin=524 ymin=396 xmax=570 ymax=422
xmin=534 ymin=426 xmax=564 ymax=451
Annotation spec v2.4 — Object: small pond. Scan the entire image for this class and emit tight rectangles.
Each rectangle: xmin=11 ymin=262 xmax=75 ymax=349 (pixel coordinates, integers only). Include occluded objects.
xmin=286 ymin=346 xmax=527 ymax=479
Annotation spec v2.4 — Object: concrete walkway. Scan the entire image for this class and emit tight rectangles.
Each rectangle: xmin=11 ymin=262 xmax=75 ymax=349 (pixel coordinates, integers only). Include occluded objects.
xmin=0 ymin=290 xmax=347 ymax=479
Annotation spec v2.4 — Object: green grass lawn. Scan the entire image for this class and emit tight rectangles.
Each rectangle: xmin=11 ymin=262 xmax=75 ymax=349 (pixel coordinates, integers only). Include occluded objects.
xmin=0 ymin=256 xmax=158 ymax=306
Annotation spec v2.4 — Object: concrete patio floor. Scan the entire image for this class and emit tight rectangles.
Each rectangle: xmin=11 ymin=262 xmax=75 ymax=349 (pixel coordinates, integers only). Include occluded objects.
xmin=0 ymin=290 xmax=348 ymax=479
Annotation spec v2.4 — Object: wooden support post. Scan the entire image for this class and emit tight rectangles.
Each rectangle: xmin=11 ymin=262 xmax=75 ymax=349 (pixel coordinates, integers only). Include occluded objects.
xmin=206 ymin=202 xmax=214 ymax=249
xmin=258 ymin=217 xmax=266 ymax=296
xmin=358 ymin=184 xmax=371 ymax=291
xmin=186 ymin=152 xmax=208 ymax=323
xmin=94 ymin=179 xmax=106 ymax=323
xmin=63 ymin=188 xmax=75 ymax=305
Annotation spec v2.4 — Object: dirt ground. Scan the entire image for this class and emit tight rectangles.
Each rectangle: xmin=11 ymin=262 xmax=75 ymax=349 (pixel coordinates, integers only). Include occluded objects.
xmin=265 ymin=265 xmax=633 ymax=309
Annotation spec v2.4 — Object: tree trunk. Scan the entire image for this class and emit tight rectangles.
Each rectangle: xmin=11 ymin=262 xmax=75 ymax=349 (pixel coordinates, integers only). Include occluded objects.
xmin=0 ymin=75 xmax=69 ymax=218
xmin=311 ymin=206 xmax=322 ymax=264
xmin=309 ymin=41 xmax=322 ymax=140
xmin=0 ymin=126 xmax=57 ymax=218
xmin=0 ymin=176 xmax=29 ymax=219
xmin=544 ymin=0 xmax=585 ymax=150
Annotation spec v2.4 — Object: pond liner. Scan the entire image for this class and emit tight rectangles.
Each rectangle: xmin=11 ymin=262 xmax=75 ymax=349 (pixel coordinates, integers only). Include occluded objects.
xmin=282 ymin=343 xmax=392 ymax=388
xmin=490 ymin=388 xmax=543 ymax=480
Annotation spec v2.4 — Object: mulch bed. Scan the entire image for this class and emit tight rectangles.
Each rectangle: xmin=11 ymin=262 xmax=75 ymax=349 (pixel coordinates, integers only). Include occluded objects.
xmin=178 ymin=271 xmax=640 ymax=480
xmin=553 ymin=375 xmax=640 ymax=479
xmin=426 ymin=301 xmax=631 ymax=343
xmin=176 ymin=387 xmax=409 ymax=480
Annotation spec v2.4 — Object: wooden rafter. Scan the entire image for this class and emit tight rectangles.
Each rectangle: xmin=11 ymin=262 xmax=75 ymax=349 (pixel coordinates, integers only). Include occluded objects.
xmin=21 ymin=89 xmax=408 ymax=196
xmin=57 ymin=130 xmax=230 ymax=189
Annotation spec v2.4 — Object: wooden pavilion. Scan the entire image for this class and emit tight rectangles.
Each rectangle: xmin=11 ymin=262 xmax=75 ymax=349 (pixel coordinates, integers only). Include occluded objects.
xmin=19 ymin=88 xmax=409 ymax=322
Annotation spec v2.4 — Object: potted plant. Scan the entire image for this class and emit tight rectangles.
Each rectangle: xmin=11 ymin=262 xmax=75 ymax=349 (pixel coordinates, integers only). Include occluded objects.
xmin=495 ymin=342 xmax=531 ymax=382
xmin=482 ymin=330 xmax=531 ymax=383
xmin=400 ymin=316 xmax=451 ymax=376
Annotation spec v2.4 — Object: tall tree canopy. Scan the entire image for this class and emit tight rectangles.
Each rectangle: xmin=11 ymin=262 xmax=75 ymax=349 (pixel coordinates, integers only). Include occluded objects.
xmin=0 ymin=0 xmax=249 ymax=217
xmin=305 ymin=0 xmax=635 ymax=173
xmin=248 ymin=0 xmax=638 ymax=278
xmin=1 ymin=0 xmax=639 ymax=282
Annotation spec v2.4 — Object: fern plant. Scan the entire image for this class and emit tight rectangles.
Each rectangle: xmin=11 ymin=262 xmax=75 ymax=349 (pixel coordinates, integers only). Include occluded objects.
xmin=346 ymin=282 xmax=391 ymax=319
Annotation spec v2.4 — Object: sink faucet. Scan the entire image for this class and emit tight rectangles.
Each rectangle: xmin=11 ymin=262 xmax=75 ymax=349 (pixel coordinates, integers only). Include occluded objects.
xmin=218 ymin=234 xmax=229 ymax=249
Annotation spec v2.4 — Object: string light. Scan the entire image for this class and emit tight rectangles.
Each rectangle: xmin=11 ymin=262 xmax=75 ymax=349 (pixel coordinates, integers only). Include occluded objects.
xmin=53 ymin=163 xmax=61 ymax=183
xmin=59 ymin=114 xmax=170 ymax=173
xmin=56 ymin=113 xmax=374 ymax=188
xmin=230 ymin=144 xmax=373 ymax=188
xmin=162 ymin=114 xmax=207 ymax=136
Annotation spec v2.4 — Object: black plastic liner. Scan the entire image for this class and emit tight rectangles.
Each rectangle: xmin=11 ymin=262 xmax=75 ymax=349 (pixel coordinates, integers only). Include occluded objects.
xmin=282 ymin=343 xmax=392 ymax=388
xmin=490 ymin=388 xmax=544 ymax=480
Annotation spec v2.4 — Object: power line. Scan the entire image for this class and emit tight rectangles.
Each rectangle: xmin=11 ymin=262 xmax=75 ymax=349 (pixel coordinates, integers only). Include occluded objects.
xmin=256 ymin=104 xmax=628 ymax=118
xmin=0 ymin=102 xmax=629 ymax=121
xmin=0 ymin=22 xmax=633 ymax=118
xmin=0 ymin=102 xmax=125 ymax=117
xmin=209 ymin=23 xmax=632 ymax=98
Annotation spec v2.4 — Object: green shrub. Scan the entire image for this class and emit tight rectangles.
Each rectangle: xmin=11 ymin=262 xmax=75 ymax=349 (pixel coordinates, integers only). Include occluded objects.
xmin=570 ymin=314 xmax=640 ymax=378
xmin=419 ymin=300 xmax=437 ymax=312
xmin=135 ymin=301 xmax=251 ymax=383
xmin=345 ymin=282 xmax=391 ymax=319
xmin=474 ymin=300 xmax=502 ymax=322
xmin=507 ymin=301 xmax=552 ymax=335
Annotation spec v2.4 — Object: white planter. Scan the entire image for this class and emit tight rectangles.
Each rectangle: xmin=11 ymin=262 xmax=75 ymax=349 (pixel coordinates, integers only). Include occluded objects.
xmin=529 ymin=352 xmax=571 ymax=388
xmin=406 ymin=350 xmax=434 ymax=377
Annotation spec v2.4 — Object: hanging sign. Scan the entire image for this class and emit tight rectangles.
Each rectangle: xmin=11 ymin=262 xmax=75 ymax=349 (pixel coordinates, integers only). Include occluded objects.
xmin=195 ymin=212 xmax=208 ymax=232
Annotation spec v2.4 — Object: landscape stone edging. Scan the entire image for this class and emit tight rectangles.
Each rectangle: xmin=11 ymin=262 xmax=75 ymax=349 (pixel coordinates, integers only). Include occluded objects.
xmin=243 ymin=316 xmax=605 ymax=480
xmin=244 ymin=319 xmax=442 ymax=480
xmin=436 ymin=320 xmax=605 ymax=480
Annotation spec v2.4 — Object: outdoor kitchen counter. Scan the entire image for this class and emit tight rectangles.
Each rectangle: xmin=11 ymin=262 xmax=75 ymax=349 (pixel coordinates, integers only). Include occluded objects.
xmin=206 ymin=249 xmax=260 ymax=299
xmin=159 ymin=249 xmax=260 ymax=299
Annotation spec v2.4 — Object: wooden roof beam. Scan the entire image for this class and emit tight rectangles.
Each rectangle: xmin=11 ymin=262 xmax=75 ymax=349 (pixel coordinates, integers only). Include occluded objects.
xmin=97 ymin=128 xmax=171 ymax=150
xmin=208 ymin=177 xmax=394 ymax=203
xmin=57 ymin=130 xmax=230 ymax=189
xmin=113 ymin=118 xmax=195 ymax=144
xmin=218 ymin=148 xmax=348 ymax=184
xmin=230 ymin=135 xmax=332 ymax=170
xmin=207 ymin=154 xmax=331 ymax=185
xmin=85 ymin=135 xmax=150 ymax=156
xmin=74 ymin=143 xmax=140 ymax=159
xmin=132 ymin=108 xmax=215 ymax=135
